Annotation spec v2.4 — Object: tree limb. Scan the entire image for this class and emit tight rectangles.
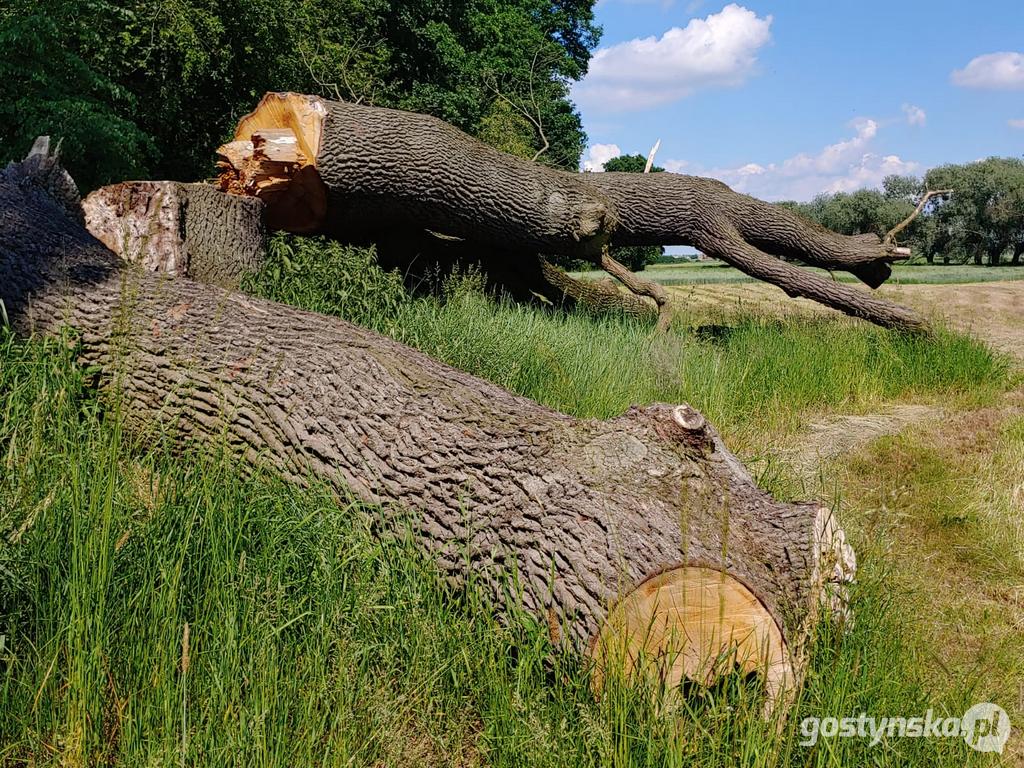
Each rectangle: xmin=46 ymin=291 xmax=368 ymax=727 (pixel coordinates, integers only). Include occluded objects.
xmin=883 ymin=189 xmax=953 ymax=246
xmin=206 ymin=92 xmax=929 ymax=332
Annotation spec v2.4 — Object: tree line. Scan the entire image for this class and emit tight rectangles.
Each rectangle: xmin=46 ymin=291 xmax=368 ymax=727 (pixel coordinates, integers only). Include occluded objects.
xmin=4 ymin=0 xmax=1019 ymax=269
xmin=1 ymin=0 xmax=600 ymax=191
xmin=779 ymin=157 xmax=1024 ymax=266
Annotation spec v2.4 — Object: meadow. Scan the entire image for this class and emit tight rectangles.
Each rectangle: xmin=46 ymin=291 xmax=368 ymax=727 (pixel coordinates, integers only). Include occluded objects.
xmin=1 ymin=239 xmax=1021 ymax=766
xmin=572 ymin=260 xmax=1024 ymax=287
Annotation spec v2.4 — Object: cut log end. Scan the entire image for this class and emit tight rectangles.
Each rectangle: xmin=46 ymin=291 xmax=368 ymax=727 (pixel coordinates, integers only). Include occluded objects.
xmin=82 ymin=181 xmax=266 ymax=289
xmin=672 ymin=403 xmax=706 ymax=432
xmin=217 ymin=92 xmax=328 ymax=233
xmin=588 ymin=565 xmax=796 ymax=717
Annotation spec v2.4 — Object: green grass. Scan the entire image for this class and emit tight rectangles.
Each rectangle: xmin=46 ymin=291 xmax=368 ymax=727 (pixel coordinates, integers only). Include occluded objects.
xmin=571 ymin=261 xmax=1024 ymax=286
xmin=1 ymin=238 xmax=1017 ymax=765
xmin=245 ymin=239 xmax=1008 ymax=450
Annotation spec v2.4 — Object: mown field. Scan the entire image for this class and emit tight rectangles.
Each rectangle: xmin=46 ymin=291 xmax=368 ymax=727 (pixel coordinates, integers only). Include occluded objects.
xmin=572 ymin=260 xmax=1024 ymax=286
xmin=2 ymin=239 xmax=1021 ymax=766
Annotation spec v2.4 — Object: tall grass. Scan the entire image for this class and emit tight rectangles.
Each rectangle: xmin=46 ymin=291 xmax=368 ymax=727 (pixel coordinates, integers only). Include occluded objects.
xmin=0 ymin=238 xmax=1014 ymax=765
xmin=245 ymin=238 xmax=1007 ymax=445
xmin=0 ymin=330 xmax=1003 ymax=766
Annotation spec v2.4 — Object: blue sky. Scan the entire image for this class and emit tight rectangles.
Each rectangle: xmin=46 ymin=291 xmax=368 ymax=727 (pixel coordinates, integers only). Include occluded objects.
xmin=573 ymin=1 xmax=1024 ymax=201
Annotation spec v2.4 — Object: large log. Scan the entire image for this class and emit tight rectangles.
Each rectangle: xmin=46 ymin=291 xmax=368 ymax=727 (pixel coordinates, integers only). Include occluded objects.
xmin=79 ymin=183 xmax=657 ymax=320
xmin=0 ymin=150 xmax=855 ymax=715
xmin=83 ymin=180 xmax=265 ymax=289
xmin=215 ymin=92 xmax=928 ymax=332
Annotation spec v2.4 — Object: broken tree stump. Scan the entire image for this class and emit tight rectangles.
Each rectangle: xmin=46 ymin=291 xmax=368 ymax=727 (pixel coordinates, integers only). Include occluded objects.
xmin=83 ymin=180 xmax=265 ymax=289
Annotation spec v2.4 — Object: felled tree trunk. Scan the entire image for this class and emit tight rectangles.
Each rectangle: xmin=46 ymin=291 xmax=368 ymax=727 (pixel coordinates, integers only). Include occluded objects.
xmin=215 ymin=92 xmax=927 ymax=332
xmin=2 ymin=150 xmax=854 ymax=715
xmin=83 ymin=181 xmax=265 ymax=289
xmin=82 ymin=181 xmax=658 ymax=320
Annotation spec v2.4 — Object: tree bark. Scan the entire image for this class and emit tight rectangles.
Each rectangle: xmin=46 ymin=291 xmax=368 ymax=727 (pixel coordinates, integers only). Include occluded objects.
xmin=216 ymin=92 xmax=927 ymax=332
xmin=2 ymin=151 xmax=854 ymax=715
xmin=82 ymin=181 xmax=657 ymax=320
xmin=83 ymin=181 xmax=265 ymax=289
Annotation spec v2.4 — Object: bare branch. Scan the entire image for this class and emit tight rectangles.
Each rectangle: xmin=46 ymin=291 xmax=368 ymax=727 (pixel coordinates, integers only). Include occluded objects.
xmin=483 ymin=48 xmax=552 ymax=162
xmin=883 ymin=188 xmax=953 ymax=246
xmin=600 ymin=246 xmax=673 ymax=332
xmin=644 ymin=139 xmax=661 ymax=174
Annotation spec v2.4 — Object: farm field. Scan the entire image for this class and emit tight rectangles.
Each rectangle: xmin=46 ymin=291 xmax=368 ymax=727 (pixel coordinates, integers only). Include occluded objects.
xmin=572 ymin=260 xmax=1024 ymax=287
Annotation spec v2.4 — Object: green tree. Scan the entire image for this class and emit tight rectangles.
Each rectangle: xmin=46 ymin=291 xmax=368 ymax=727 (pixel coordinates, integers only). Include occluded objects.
xmin=927 ymin=158 xmax=1024 ymax=265
xmin=601 ymin=153 xmax=665 ymax=271
xmin=0 ymin=5 xmax=155 ymax=190
xmin=0 ymin=0 xmax=600 ymax=189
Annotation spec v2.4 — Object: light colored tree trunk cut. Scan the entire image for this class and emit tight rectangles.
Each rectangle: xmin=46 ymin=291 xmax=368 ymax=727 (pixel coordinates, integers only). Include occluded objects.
xmin=83 ymin=181 xmax=265 ymax=289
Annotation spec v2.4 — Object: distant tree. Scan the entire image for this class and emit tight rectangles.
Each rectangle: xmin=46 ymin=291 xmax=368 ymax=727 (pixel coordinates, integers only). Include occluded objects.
xmin=601 ymin=153 xmax=665 ymax=271
xmin=926 ymin=158 xmax=1024 ymax=265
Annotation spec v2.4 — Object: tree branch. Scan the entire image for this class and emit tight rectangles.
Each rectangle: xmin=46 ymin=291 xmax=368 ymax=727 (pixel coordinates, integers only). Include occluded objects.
xmin=599 ymin=246 xmax=672 ymax=332
xmin=883 ymin=189 xmax=953 ymax=246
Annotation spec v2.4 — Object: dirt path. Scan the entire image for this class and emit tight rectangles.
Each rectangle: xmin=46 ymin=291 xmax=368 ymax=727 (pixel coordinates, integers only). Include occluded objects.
xmin=670 ymin=279 xmax=1024 ymax=361
xmin=778 ymin=404 xmax=939 ymax=480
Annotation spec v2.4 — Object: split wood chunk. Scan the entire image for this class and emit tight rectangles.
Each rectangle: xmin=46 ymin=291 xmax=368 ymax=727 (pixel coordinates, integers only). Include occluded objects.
xmin=217 ymin=92 xmax=328 ymax=233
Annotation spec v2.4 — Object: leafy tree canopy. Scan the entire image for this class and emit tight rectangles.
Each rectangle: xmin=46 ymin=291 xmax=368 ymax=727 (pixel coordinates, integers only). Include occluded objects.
xmin=0 ymin=0 xmax=600 ymax=190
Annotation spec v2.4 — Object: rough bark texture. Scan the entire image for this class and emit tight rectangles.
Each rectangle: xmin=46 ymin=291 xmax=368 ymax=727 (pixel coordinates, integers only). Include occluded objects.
xmin=218 ymin=93 xmax=928 ymax=332
xmin=537 ymin=258 xmax=654 ymax=318
xmin=83 ymin=181 xmax=266 ymax=288
xmin=312 ymin=99 xmax=616 ymax=258
xmin=2 ymin=153 xmax=854 ymax=708
xmin=585 ymin=173 xmax=899 ymax=288
xmin=82 ymin=182 xmax=654 ymax=321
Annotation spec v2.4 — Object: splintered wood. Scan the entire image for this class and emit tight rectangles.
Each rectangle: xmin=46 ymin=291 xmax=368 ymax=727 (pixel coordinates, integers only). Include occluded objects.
xmin=217 ymin=129 xmax=302 ymax=197
xmin=216 ymin=92 xmax=328 ymax=232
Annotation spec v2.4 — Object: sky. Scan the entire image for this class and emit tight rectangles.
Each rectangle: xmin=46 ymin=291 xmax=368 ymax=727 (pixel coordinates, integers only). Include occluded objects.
xmin=573 ymin=0 xmax=1024 ymax=202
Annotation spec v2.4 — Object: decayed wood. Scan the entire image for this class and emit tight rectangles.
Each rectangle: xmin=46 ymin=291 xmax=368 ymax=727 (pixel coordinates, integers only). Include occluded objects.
xmin=2 ymin=151 xmax=854 ymax=714
xmin=216 ymin=92 xmax=928 ymax=332
xmin=82 ymin=181 xmax=266 ymax=289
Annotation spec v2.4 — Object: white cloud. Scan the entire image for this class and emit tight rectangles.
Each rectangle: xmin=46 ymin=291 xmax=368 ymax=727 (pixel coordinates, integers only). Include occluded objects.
xmin=1009 ymin=118 xmax=1024 ymax=129
xmin=951 ymin=52 xmax=1024 ymax=90
xmin=902 ymin=103 xmax=926 ymax=126
xmin=573 ymin=4 xmax=772 ymax=112
xmin=582 ymin=143 xmax=622 ymax=171
xmin=669 ymin=118 xmax=919 ymax=201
